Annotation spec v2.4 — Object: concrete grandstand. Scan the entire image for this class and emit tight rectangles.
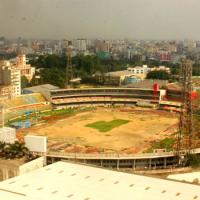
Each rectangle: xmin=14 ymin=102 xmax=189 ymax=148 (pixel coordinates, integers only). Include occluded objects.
xmin=48 ymin=88 xmax=182 ymax=113
xmin=0 ymin=93 xmax=51 ymax=123
xmin=50 ymin=88 xmax=167 ymax=108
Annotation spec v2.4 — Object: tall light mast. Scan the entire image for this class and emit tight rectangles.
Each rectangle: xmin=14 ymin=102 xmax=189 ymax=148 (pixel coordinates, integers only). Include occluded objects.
xmin=177 ymin=59 xmax=193 ymax=156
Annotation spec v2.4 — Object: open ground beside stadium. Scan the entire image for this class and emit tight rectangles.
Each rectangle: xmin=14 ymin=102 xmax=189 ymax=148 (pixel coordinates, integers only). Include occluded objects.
xmin=19 ymin=107 xmax=179 ymax=154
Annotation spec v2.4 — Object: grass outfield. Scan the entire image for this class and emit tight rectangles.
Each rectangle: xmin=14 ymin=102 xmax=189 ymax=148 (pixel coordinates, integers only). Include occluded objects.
xmin=86 ymin=119 xmax=130 ymax=132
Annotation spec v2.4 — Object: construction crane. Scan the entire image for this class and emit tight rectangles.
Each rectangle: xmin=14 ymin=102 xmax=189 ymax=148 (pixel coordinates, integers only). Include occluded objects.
xmin=65 ymin=41 xmax=73 ymax=88
xmin=177 ymin=59 xmax=193 ymax=159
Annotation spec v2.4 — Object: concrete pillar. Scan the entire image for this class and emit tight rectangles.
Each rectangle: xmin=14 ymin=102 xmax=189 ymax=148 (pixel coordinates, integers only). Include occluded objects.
xmin=100 ymin=160 xmax=103 ymax=167
xmin=149 ymin=159 xmax=152 ymax=169
xmin=132 ymin=160 xmax=136 ymax=170
xmin=117 ymin=160 xmax=120 ymax=170
xmin=0 ymin=169 xmax=3 ymax=180
xmin=154 ymin=161 xmax=157 ymax=170
xmin=164 ymin=158 xmax=167 ymax=169
xmin=2 ymin=168 xmax=9 ymax=180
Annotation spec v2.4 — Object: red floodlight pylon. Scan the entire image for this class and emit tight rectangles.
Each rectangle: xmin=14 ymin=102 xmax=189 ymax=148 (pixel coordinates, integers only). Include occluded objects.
xmin=153 ymin=83 xmax=159 ymax=101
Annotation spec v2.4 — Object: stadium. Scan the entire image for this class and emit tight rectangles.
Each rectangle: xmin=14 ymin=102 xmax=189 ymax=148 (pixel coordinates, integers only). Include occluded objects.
xmin=4 ymin=85 xmax=200 ymax=169
xmin=2 ymin=86 xmax=180 ymax=156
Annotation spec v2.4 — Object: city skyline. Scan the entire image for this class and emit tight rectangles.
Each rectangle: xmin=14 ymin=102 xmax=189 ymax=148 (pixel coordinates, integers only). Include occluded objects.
xmin=1 ymin=0 xmax=200 ymax=40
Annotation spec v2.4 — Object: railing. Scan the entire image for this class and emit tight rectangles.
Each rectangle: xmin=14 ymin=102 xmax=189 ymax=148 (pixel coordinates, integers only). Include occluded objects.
xmin=47 ymin=151 xmax=175 ymax=159
xmin=47 ymin=148 xmax=200 ymax=160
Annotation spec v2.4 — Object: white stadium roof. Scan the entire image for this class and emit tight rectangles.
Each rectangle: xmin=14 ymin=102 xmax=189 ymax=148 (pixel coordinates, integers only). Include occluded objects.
xmin=0 ymin=161 xmax=200 ymax=200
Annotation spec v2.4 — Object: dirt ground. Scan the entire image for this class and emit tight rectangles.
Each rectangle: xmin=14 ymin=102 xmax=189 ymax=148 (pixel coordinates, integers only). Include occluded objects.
xmin=21 ymin=107 xmax=179 ymax=153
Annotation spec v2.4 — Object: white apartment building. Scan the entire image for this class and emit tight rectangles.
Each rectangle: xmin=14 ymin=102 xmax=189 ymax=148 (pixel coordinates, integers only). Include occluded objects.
xmin=10 ymin=67 xmax=21 ymax=96
xmin=127 ymin=65 xmax=150 ymax=79
xmin=0 ymin=65 xmax=21 ymax=98
xmin=74 ymin=39 xmax=87 ymax=52
xmin=127 ymin=65 xmax=171 ymax=79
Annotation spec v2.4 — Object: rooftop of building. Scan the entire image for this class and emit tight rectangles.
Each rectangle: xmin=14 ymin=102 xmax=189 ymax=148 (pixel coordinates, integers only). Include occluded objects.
xmin=127 ymin=65 xmax=148 ymax=69
xmin=105 ymin=70 xmax=137 ymax=77
xmin=23 ymin=84 xmax=59 ymax=93
xmin=0 ymin=161 xmax=200 ymax=200
xmin=126 ymin=79 xmax=168 ymax=89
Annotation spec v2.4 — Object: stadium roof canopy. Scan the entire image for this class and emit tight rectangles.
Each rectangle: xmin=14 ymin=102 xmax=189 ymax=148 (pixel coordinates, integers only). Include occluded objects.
xmin=0 ymin=161 xmax=200 ymax=200
xmin=23 ymin=84 xmax=59 ymax=94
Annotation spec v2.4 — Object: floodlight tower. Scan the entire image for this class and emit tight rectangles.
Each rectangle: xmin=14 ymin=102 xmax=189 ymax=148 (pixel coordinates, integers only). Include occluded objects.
xmin=66 ymin=41 xmax=73 ymax=87
xmin=177 ymin=59 xmax=193 ymax=156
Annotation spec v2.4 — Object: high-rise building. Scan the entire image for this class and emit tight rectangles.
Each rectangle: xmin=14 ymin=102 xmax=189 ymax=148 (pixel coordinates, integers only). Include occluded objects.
xmin=159 ymin=51 xmax=171 ymax=62
xmin=0 ymin=65 xmax=21 ymax=98
xmin=95 ymin=40 xmax=110 ymax=52
xmin=75 ymin=39 xmax=87 ymax=52
xmin=16 ymin=54 xmax=35 ymax=81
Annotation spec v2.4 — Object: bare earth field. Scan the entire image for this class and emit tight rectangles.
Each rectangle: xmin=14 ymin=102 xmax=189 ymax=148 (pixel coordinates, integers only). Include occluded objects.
xmin=21 ymin=108 xmax=179 ymax=153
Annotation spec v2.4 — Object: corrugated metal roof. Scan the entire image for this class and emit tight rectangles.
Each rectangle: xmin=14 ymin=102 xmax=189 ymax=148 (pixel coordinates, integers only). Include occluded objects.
xmin=24 ymin=84 xmax=59 ymax=93
xmin=0 ymin=161 xmax=200 ymax=200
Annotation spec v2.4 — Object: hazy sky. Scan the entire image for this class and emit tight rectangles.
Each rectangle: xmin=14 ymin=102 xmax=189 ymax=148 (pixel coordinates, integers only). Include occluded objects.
xmin=0 ymin=0 xmax=200 ymax=39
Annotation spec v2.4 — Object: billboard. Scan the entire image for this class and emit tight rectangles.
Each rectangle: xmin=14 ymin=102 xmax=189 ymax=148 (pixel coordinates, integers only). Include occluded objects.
xmin=25 ymin=135 xmax=47 ymax=153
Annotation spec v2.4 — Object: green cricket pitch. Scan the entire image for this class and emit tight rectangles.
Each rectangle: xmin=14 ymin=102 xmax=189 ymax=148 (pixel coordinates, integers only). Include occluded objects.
xmin=86 ymin=119 xmax=130 ymax=132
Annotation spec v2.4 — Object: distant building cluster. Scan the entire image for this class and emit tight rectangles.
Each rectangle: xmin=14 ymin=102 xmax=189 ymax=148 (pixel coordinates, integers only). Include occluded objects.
xmin=0 ymin=37 xmax=199 ymax=96
xmin=1 ymin=37 xmax=199 ymax=63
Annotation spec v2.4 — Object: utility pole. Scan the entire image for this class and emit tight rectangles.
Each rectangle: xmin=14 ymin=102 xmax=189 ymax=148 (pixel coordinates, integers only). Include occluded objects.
xmin=177 ymin=59 xmax=193 ymax=157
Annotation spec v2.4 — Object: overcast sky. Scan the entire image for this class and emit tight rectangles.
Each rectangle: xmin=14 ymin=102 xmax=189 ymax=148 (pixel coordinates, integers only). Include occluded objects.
xmin=0 ymin=0 xmax=200 ymax=40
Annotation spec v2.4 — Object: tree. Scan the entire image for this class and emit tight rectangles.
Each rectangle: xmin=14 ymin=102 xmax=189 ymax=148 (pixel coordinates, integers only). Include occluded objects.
xmin=146 ymin=70 xmax=171 ymax=80
xmin=21 ymin=76 xmax=29 ymax=89
xmin=0 ymin=141 xmax=30 ymax=159
xmin=193 ymin=64 xmax=200 ymax=76
xmin=40 ymin=68 xmax=65 ymax=88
